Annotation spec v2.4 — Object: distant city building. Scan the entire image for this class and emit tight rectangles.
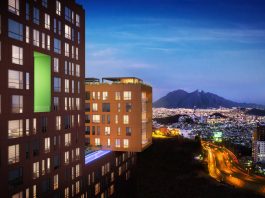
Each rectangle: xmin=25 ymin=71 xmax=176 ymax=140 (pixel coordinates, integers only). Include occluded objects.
xmin=213 ymin=131 xmax=223 ymax=142
xmin=85 ymin=77 xmax=153 ymax=152
xmin=252 ymin=123 xmax=265 ymax=163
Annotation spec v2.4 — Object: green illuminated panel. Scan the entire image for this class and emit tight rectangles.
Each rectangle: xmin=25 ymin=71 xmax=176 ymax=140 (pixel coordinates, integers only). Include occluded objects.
xmin=34 ymin=52 xmax=51 ymax=112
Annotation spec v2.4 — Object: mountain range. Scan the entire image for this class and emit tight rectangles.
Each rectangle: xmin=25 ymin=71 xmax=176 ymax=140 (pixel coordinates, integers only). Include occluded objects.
xmin=153 ymin=89 xmax=265 ymax=109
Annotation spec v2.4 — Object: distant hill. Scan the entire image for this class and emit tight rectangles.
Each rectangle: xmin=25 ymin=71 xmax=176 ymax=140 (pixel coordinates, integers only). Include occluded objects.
xmin=153 ymin=89 xmax=265 ymax=109
xmin=246 ymin=108 xmax=265 ymax=116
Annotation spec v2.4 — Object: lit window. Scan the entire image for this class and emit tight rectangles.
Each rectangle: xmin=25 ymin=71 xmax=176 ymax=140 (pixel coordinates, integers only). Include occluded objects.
xmin=110 ymin=185 xmax=114 ymax=195
xmin=65 ymin=25 xmax=71 ymax=40
xmin=12 ymin=95 xmax=23 ymax=113
xmin=115 ymin=139 xmax=121 ymax=148
xmin=44 ymin=137 xmax=51 ymax=153
xmin=115 ymin=92 xmax=121 ymax=100
xmin=42 ymin=33 xmax=45 ymax=48
xmin=107 ymin=138 xmax=111 ymax=147
xmin=12 ymin=45 xmax=23 ymax=65
xmin=26 ymin=73 xmax=30 ymax=90
xmin=56 ymin=1 xmax=61 ymax=15
xmin=102 ymin=92 xmax=108 ymax=100
xmin=54 ymin=174 xmax=59 ymax=190
xmin=8 ymin=120 xmax=23 ymax=138
xmin=76 ymin=164 xmax=80 ymax=177
xmin=76 ymin=47 xmax=79 ymax=60
xmin=44 ymin=13 xmax=50 ymax=29
xmin=26 ymin=26 xmax=30 ymax=43
xmin=8 ymin=0 xmax=19 ymax=15
xmin=54 ymin=58 xmax=59 ymax=72
xmin=76 ymin=98 xmax=80 ymax=110
xmin=105 ymin=127 xmax=110 ymax=135
xmin=65 ymin=133 xmax=71 ymax=146
xmin=65 ymin=42 xmax=69 ymax=57
xmin=47 ymin=35 xmax=50 ymax=50
xmin=92 ymin=115 xmax=100 ymax=123
xmin=8 ymin=70 xmax=23 ymax=89
xmin=8 ymin=144 xmax=19 ymax=164
xmin=33 ymin=29 xmax=39 ymax=46
xmin=95 ymin=183 xmax=100 ymax=196
xmin=76 ymin=14 xmax=80 ymax=27
xmin=12 ymin=192 xmax=23 ymax=198
xmin=92 ymin=103 xmax=98 ymax=112
xmin=76 ymin=148 xmax=80 ymax=159
xmin=33 ymin=162 xmax=39 ymax=179
xmin=65 ymin=79 xmax=69 ymax=93
xmin=123 ymin=115 xmax=129 ymax=124
xmin=65 ymin=187 xmax=69 ymax=198
xmin=64 ymin=151 xmax=69 ymax=164
xmin=76 ymin=64 xmax=80 ymax=77
xmin=95 ymin=138 xmax=100 ymax=146
xmin=124 ymin=139 xmax=129 ymax=148
xmin=8 ymin=19 xmax=23 ymax=41
xmin=124 ymin=91 xmax=132 ymax=100
xmin=56 ymin=116 xmax=61 ymax=130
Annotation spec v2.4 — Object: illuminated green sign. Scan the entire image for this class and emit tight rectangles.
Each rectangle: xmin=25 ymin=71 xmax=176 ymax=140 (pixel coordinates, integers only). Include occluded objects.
xmin=213 ymin=132 xmax=223 ymax=142
xmin=34 ymin=52 xmax=51 ymax=112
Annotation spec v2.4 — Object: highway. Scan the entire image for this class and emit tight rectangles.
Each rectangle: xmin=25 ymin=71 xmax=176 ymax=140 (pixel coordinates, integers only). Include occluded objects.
xmin=202 ymin=141 xmax=265 ymax=195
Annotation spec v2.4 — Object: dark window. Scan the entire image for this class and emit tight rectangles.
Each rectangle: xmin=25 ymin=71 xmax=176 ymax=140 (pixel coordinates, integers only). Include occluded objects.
xmin=54 ymin=155 xmax=60 ymax=170
xmin=25 ymin=143 xmax=30 ymax=159
xmin=102 ymin=103 xmax=110 ymax=112
xmin=97 ymin=126 xmax=100 ymax=135
xmin=54 ymin=38 xmax=61 ymax=54
xmin=126 ymin=103 xmax=132 ymax=112
xmin=107 ymin=115 xmax=110 ymax=124
xmin=9 ymin=167 xmax=23 ymax=187
xmin=102 ymin=115 xmax=105 ymax=124
xmin=64 ymin=115 xmax=71 ymax=129
xmin=41 ymin=117 xmax=48 ymax=133
xmin=85 ymin=115 xmax=90 ymax=123
xmin=33 ymin=140 xmax=40 ymax=156
xmin=85 ymin=103 xmax=90 ymax=111
xmin=42 ymin=0 xmax=48 ymax=8
xmin=26 ymin=1 xmax=30 ymax=20
xmin=126 ymin=127 xmax=132 ymax=136
xmin=8 ymin=19 xmax=23 ymax=41
xmin=85 ymin=92 xmax=90 ymax=100
xmin=65 ymin=7 xmax=71 ymax=22
xmin=33 ymin=7 xmax=39 ymax=25
xmin=42 ymin=178 xmax=50 ymax=193
xmin=85 ymin=126 xmax=90 ymax=135
xmin=92 ymin=126 xmax=95 ymax=135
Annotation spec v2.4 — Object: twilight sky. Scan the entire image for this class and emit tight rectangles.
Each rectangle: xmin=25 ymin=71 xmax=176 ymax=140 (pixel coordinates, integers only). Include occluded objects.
xmin=77 ymin=0 xmax=265 ymax=105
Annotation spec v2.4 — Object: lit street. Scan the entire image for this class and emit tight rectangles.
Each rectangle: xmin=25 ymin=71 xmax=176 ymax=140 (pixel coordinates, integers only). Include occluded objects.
xmin=202 ymin=141 xmax=265 ymax=195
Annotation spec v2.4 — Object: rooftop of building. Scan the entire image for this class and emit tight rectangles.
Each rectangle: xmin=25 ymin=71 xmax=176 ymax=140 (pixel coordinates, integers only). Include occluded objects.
xmin=85 ymin=77 xmax=151 ymax=87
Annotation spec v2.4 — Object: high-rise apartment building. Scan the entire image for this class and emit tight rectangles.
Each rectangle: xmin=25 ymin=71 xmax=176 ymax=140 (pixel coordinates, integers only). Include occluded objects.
xmin=252 ymin=123 xmax=265 ymax=163
xmin=0 ymin=0 xmax=85 ymax=197
xmin=85 ymin=77 xmax=152 ymax=152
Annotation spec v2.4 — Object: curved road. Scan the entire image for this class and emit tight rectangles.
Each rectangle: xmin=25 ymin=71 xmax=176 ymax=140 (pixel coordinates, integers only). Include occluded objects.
xmin=202 ymin=141 xmax=265 ymax=195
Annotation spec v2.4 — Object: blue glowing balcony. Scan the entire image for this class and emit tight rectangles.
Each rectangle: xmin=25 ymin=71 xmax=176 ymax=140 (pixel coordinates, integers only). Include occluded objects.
xmin=85 ymin=150 xmax=111 ymax=165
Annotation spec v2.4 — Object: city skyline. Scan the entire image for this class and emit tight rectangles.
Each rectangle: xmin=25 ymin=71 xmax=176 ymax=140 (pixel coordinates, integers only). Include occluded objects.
xmin=77 ymin=0 xmax=265 ymax=105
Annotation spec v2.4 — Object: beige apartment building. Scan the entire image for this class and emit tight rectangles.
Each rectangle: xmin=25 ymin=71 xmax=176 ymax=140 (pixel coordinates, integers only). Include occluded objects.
xmin=85 ymin=77 xmax=152 ymax=152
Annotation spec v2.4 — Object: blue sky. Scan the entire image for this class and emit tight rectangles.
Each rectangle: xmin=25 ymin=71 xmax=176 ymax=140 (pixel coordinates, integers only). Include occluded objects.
xmin=77 ymin=0 xmax=265 ymax=105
